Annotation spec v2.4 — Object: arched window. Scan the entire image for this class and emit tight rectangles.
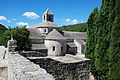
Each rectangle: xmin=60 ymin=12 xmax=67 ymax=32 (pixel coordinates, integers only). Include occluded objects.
xmin=53 ymin=46 xmax=55 ymax=51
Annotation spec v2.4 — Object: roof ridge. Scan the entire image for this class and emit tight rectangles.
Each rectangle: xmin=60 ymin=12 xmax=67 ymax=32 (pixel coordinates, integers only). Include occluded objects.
xmin=44 ymin=9 xmax=53 ymax=14
xmin=45 ymin=29 xmax=66 ymax=39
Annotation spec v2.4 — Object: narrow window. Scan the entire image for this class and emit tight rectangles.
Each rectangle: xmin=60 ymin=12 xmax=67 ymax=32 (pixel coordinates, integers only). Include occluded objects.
xmin=53 ymin=46 xmax=55 ymax=51
xmin=44 ymin=29 xmax=46 ymax=32
xmin=61 ymin=46 xmax=63 ymax=51
xmin=48 ymin=16 xmax=51 ymax=21
xmin=44 ymin=15 xmax=45 ymax=21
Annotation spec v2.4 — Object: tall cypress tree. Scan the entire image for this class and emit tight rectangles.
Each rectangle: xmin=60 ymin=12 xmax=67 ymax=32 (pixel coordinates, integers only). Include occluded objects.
xmin=85 ymin=7 xmax=98 ymax=75
xmin=108 ymin=0 xmax=120 ymax=79
xmin=85 ymin=0 xmax=120 ymax=79
xmin=93 ymin=0 xmax=111 ymax=79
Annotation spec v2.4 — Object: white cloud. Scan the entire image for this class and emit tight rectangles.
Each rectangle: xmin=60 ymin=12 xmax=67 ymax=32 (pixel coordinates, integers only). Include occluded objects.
xmin=0 ymin=16 xmax=7 ymax=21
xmin=23 ymin=12 xmax=39 ymax=19
xmin=16 ymin=22 xmax=29 ymax=26
xmin=65 ymin=19 xmax=71 ymax=22
xmin=71 ymin=19 xmax=79 ymax=24
xmin=65 ymin=18 xmax=79 ymax=24
xmin=0 ymin=16 xmax=12 ymax=23
xmin=7 ymin=20 xmax=11 ymax=23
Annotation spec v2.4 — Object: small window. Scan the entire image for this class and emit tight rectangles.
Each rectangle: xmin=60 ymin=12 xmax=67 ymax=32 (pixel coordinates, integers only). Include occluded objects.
xmin=61 ymin=46 xmax=63 ymax=51
xmin=44 ymin=15 xmax=45 ymax=21
xmin=48 ymin=15 xmax=52 ymax=21
xmin=44 ymin=29 xmax=46 ymax=32
xmin=53 ymin=46 xmax=55 ymax=51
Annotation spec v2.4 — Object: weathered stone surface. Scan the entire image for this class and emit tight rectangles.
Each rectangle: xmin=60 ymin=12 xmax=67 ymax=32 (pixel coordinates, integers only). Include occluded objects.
xmin=8 ymin=53 xmax=55 ymax=80
xmin=0 ymin=67 xmax=8 ymax=80
xmin=19 ymin=51 xmax=47 ymax=57
xmin=29 ymin=54 xmax=90 ymax=80
xmin=0 ymin=46 xmax=7 ymax=59
xmin=7 ymin=40 xmax=17 ymax=52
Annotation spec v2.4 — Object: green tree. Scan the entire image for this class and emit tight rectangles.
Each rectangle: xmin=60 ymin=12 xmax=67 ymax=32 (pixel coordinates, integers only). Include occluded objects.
xmin=0 ymin=24 xmax=7 ymax=34
xmin=0 ymin=24 xmax=8 ymax=45
xmin=85 ymin=0 xmax=120 ymax=79
xmin=108 ymin=0 xmax=120 ymax=79
xmin=93 ymin=0 xmax=111 ymax=79
xmin=0 ymin=26 xmax=31 ymax=50
xmin=0 ymin=29 xmax=11 ymax=46
xmin=85 ymin=7 xmax=98 ymax=76
xmin=12 ymin=27 xmax=31 ymax=50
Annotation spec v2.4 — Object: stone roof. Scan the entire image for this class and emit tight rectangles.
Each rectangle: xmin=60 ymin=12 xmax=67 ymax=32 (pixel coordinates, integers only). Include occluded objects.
xmin=45 ymin=29 xmax=66 ymax=40
xmin=30 ymin=21 xmax=58 ymax=28
xmin=63 ymin=31 xmax=87 ymax=40
xmin=43 ymin=9 xmax=53 ymax=15
xmin=67 ymin=42 xmax=76 ymax=47
xmin=28 ymin=28 xmax=43 ymax=39
xmin=32 ymin=44 xmax=47 ymax=50
xmin=54 ymin=54 xmax=90 ymax=63
xmin=75 ymin=39 xmax=86 ymax=45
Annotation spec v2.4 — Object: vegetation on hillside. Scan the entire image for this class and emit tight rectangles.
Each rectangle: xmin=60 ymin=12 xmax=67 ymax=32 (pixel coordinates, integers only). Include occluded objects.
xmin=60 ymin=23 xmax=87 ymax=32
xmin=0 ymin=24 xmax=8 ymax=46
xmin=0 ymin=25 xmax=31 ymax=50
xmin=85 ymin=0 xmax=120 ymax=79
xmin=0 ymin=24 xmax=8 ymax=35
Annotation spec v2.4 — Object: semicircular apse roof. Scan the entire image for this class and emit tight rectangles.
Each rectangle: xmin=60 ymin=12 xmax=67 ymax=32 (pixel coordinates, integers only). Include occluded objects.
xmin=45 ymin=29 xmax=66 ymax=40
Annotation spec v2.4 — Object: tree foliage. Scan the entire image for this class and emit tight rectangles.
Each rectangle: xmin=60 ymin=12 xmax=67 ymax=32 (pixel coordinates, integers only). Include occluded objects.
xmin=85 ymin=0 xmax=120 ymax=79
xmin=12 ymin=27 xmax=31 ymax=50
xmin=0 ymin=24 xmax=8 ymax=45
xmin=0 ymin=26 xmax=31 ymax=50
xmin=85 ymin=7 xmax=98 ymax=78
xmin=0 ymin=24 xmax=7 ymax=33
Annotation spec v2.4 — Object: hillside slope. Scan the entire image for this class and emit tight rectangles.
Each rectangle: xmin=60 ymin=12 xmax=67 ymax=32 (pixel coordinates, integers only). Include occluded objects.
xmin=60 ymin=23 xmax=87 ymax=32
xmin=0 ymin=24 xmax=7 ymax=34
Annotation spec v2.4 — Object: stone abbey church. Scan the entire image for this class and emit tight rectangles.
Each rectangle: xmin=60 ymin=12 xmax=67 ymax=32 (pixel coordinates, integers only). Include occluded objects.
xmin=0 ymin=9 xmax=90 ymax=80
xmin=28 ymin=9 xmax=87 ymax=56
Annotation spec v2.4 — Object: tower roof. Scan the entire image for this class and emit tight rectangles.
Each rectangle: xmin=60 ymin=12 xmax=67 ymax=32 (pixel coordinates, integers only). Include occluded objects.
xmin=30 ymin=9 xmax=57 ymax=28
xmin=30 ymin=21 xmax=58 ymax=28
xmin=45 ymin=29 xmax=66 ymax=40
xmin=43 ymin=9 xmax=53 ymax=15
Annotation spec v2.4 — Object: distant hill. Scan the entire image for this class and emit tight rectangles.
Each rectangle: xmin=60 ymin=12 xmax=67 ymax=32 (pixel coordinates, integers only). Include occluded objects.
xmin=0 ymin=24 xmax=7 ymax=34
xmin=60 ymin=23 xmax=88 ymax=32
xmin=0 ymin=24 xmax=8 ymax=46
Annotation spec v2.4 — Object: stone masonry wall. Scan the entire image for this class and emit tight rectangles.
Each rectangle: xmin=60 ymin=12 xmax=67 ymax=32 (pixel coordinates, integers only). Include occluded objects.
xmin=19 ymin=51 xmax=47 ymax=57
xmin=8 ymin=53 xmax=55 ymax=80
xmin=0 ymin=67 xmax=8 ymax=80
xmin=30 ymin=56 xmax=90 ymax=80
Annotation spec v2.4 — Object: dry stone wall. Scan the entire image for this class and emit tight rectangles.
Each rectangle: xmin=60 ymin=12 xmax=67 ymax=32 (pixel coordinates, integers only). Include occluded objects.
xmin=19 ymin=51 xmax=47 ymax=57
xmin=8 ymin=53 xmax=55 ymax=80
xmin=30 ymin=55 xmax=90 ymax=80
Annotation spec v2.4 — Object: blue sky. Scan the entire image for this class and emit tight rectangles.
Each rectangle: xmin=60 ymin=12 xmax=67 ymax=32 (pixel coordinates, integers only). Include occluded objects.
xmin=0 ymin=0 xmax=102 ymax=27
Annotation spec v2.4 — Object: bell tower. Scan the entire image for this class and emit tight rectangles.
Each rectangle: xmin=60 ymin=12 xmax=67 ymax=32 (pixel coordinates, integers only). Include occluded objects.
xmin=42 ymin=9 xmax=54 ymax=22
